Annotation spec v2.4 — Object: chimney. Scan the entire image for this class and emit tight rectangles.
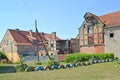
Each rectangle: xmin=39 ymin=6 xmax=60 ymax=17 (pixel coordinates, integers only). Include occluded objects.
xmin=16 ymin=28 xmax=20 ymax=32
xmin=29 ymin=30 xmax=33 ymax=36
xmin=52 ymin=32 xmax=56 ymax=41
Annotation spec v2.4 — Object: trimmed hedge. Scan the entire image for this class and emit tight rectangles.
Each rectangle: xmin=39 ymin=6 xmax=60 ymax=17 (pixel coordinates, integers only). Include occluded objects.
xmin=0 ymin=66 xmax=16 ymax=74
xmin=64 ymin=52 xmax=114 ymax=63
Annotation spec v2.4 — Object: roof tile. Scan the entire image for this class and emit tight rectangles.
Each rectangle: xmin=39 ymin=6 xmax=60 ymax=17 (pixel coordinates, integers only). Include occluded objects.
xmin=9 ymin=29 xmax=61 ymax=45
xmin=98 ymin=11 xmax=120 ymax=27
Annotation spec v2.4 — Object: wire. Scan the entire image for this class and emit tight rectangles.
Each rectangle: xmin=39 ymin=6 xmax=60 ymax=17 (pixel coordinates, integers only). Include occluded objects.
xmin=20 ymin=0 xmax=35 ymax=20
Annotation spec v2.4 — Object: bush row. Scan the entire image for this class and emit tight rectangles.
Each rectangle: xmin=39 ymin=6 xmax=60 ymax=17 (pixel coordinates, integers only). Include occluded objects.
xmin=16 ymin=59 xmax=114 ymax=72
xmin=64 ymin=52 xmax=114 ymax=63
xmin=16 ymin=54 xmax=114 ymax=72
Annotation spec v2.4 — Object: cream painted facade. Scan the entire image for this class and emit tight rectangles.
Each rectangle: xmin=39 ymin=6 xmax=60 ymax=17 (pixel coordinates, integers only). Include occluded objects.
xmin=0 ymin=30 xmax=56 ymax=63
xmin=104 ymin=26 xmax=120 ymax=58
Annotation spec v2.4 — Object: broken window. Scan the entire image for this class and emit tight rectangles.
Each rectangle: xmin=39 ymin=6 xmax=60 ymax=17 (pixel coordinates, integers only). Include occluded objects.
xmin=41 ymin=54 xmax=43 ymax=56
xmin=110 ymin=32 xmax=114 ymax=38
xmin=51 ymin=44 xmax=53 ymax=47
xmin=88 ymin=36 xmax=94 ymax=45
xmin=75 ymin=43 xmax=77 ymax=45
xmin=88 ymin=27 xmax=93 ymax=34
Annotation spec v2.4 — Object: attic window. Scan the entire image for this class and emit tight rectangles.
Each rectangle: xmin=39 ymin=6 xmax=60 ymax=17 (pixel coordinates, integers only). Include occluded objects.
xmin=88 ymin=27 xmax=93 ymax=34
xmin=33 ymin=40 xmax=38 ymax=45
xmin=4 ymin=40 xmax=7 ymax=45
xmin=110 ymin=33 xmax=114 ymax=38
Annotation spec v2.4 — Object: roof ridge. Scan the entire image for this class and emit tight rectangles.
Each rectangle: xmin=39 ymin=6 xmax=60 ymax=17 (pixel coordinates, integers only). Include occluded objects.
xmin=98 ymin=10 xmax=120 ymax=27
xmin=99 ymin=10 xmax=120 ymax=17
xmin=8 ymin=29 xmax=54 ymax=35
xmin=8 ymin=29 xmax=35 ymax=33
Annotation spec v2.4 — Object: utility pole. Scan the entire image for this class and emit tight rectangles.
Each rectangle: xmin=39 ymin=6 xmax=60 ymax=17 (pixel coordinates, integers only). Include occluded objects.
xmin=35 ymin=20 xmax=51 ymax=61
xmin=10 ymin=41 xmax=13 ymax=63
xmin=35 ymin=20 xmax=40 ymax=62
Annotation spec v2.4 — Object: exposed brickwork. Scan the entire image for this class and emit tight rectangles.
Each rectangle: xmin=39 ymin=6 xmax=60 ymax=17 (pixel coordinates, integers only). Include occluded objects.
xmin=79 ymin=11 xmax=120 ymax=55
xmin=58 ymin=54 xmax=66 ymax=61
xmin=70 ymin=38 xmax=79 ymax=52
xmin=80 ymin=46 xmax=104 ymax=54
xmin=79 ymin=12 xmax=104 ymax=54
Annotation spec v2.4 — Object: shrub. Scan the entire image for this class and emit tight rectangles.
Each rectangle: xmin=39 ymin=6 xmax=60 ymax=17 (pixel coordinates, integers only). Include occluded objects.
xmin=47 ymin=58 xmax=59 ymax=66
xmin=0 ymin=51 xmax=8 ymax=60
xmin=64 ymin=52 xmax=114 ymax=63
xmin=0 ymin=66 xmax=16 ymax=73
xmin=64 ymin=53 xmax=92 ymax=63
xmin=93 ymin=53 xmax=114 ymax=60
xmin=16 ymin=55 xmax=28 ymax=72
xmin=16 ymin=63 xmax=28 ymax=72
xmin=65 ymin=53 xmax=82 ymax=63
xmin=34 ymin=60 xmax=41 ymax=65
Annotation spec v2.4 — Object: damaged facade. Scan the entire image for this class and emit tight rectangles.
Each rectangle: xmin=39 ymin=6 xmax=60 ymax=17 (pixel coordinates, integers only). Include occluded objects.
xmin=79 ymin=11 xmax=120 ymax=58
xmin=0 ymin=29 xmax=70 ymax=62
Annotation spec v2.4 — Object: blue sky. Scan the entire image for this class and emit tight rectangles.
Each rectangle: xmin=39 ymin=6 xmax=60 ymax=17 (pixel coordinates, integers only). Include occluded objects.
xmin=0 ymin=0 xmax=120 ymax=41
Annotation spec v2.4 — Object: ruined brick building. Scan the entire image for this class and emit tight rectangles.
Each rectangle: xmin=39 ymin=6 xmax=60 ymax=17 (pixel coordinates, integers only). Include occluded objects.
xmin=79 ymin=11 xmax=120 ymax=58
xmin=0 ymin=29 xmax=70 ymax=62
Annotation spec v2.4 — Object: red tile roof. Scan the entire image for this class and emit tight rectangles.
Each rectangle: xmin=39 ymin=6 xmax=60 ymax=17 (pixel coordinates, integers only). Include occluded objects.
xmin=9 ymin=29 xmax=61 ymax=45
xmin=98 ymin=11 xmax=120 ymax=27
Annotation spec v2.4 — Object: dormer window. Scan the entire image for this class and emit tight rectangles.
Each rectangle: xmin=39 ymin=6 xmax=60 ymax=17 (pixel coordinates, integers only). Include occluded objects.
xmin=33 ymin=40 xmax=38 ymax=45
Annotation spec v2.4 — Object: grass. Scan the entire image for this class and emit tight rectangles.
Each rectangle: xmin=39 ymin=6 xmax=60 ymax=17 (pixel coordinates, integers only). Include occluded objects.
xmin=0 ymin=62 xmax=120 ymax=80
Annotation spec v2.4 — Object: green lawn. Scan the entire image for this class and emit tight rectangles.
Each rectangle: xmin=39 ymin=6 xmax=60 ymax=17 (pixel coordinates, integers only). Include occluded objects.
xmin=0 ymin=62 xmax=120 ymax=80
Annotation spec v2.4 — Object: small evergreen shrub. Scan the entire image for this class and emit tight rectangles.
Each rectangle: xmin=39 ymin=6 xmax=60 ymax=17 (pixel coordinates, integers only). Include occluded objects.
xmin=0 ymin=51 xmax=8 ymax=60
xmin=16 ymin=55 xmax=28 ymax=72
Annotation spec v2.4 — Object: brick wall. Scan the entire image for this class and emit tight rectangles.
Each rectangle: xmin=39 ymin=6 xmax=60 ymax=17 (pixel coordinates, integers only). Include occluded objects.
xmin=79 ymin=20 xmax=104 ymax=54
xmin=80 ymin=46 xmax=104 ymax=54
xmin=70 ymin=39 xmax=79 ymax=52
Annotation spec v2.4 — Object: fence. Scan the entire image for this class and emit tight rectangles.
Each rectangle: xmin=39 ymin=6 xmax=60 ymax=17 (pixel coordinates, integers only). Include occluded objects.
xmin=21 ymin=55 xmax=58 ymax=62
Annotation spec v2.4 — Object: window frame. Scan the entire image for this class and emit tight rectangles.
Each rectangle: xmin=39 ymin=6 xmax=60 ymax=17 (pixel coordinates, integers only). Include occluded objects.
xmin=109 ymin=32 xmax=114 ymax=38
